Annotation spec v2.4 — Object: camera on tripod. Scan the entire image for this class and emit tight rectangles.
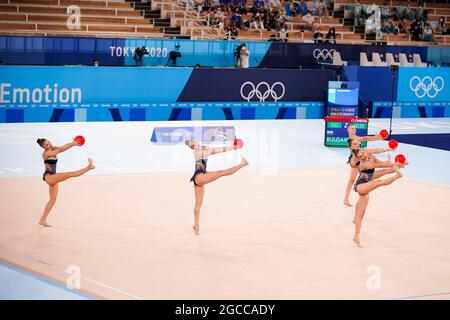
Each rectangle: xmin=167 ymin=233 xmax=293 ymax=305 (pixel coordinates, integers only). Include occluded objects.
xmin=234 ymin=43 xmax=247 ymax=68
xmin=234 ymin=43 xmax=246 ymax=59
xmin=133 ymin=46 xmax=149 ymax=65
xmin=168 ymin=44 xmax=182 ymax=66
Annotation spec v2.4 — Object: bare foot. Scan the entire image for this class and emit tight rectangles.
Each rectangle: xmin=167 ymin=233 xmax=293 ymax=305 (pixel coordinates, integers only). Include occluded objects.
xmin=240 ymin=156 xmax=249 ymax=167
xmin=39 ymin=221 xmax=51 ymax=227
xmin=353 ymin=235 xmax=361 ymax=247
xmin=343 ymin=201 xmax=353 ymax=207
xmin=193 ymin=225 xmax=200 ymax=235
xmin=393 ymin=165 xmax=403 ymax=177
xmin=88 ymin=158 xmax=96 ymax=170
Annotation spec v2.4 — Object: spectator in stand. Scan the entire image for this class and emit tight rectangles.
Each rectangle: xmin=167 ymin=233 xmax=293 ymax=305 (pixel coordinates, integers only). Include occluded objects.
xmin=422 ymin=22 xmax=434 ymax=42
xmin=435 ymin=16 xmax=449 ymax=35
xmin=269 ymin=11 xmax=284 ymax=31
xmin=316 ymin=0 xmax=329 ymax=18
xmin=398 ymin=18 xmax=410 ymax=35
xmin=260 ymin=9 xmax=268 ymax=27
xmin=391 ymin=18 xmax=400 ymax=33
xmin=211 ymin=8 xmax=224 ymax=27
xmin=382 ymin=20 xmax=397 ymax=34
xmin=313 ymin=27 xmax=324 ymax=43
xmin=266 ymin=10 xmax=277 ymax=30
xmin=251 ymin=11 xmax=265 ymax=30
xmin=280 ymin=4 xmax=292 ymax=21
xmin=403 ymin=5 xmax=413 ymax=20
xmin=365 ymin=16 xmax=375 ymax=35
xmin=92 ymin=59 xmax=100 ymax=67
xmin=325 ymin=26 xmax=336 ymax=44
xmin=285 ymin=0 xmax=299 ymax=17
xmin=252 ymin=0 xmax=266 ymax=13
xmin=416 ymin=6 xmax=427 ymax=22
xmin=276 ymin=10 xmax=287 ymax=30
xmin=354 ymin=2 xmax=366 ymax=27
xmin=396 ymin=5 xmax=406 ymax=20
xmin=225 ymin=24 xmax=239 ymax=40
xmin=242 ymin=18 xmax=251 ymax=30
xmin=380 ymin=1 xmax=390 ymax=20
xmin=410 ymin=17 xmax=423 ymax=41
xmin=278 ymin=26 xmax=289 ymax=42
xmin=230 ymin=11 xmax=243 ymax=29
xmin=302 ymin=11 xmax=316 ymax=32
xmin=297 ymin=0 xmax=308 ymax=17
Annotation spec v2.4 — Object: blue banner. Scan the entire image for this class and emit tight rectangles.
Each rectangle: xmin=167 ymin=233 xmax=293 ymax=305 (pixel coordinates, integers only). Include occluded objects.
xmin=178 ymin=69 xmax=334 ymax=102
xmin=397 ymin=67 xmax=450 ymax=102
xmin=372 ymin=101 xmax=450 ymax=118
xmin=0 ymin=35 xmax=125 ymax=66
xmin=0 ymin=101 xmax=324 ymax=123
xmin=0 ymin=65 xmax=327 ymax=122
xmin=2 ymin=35 xmax=445 ymax=68
xmin=0 ymin=65 xmax=193 ymax=104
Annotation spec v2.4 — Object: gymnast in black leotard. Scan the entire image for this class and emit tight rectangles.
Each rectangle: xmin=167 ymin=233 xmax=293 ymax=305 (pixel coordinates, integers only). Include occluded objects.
xmin=36 ymin=137 xmax=95 ymax=227
xmin=190 ymin=157 xmax=208 ymax=187
xmin=350 ymin=148 xmax=408 ymax=246
xmin=347 ymin=138 xmax=394 ymax=192
xmin=185 ymin=139 xmax=248 ymax=235
xmin=43 ymin=158 xmax=58 ymax=181
xmin=352 ymin=160 xmax=375 ymax=192
xmin=343 ymin=124 xmax=384 ymax=207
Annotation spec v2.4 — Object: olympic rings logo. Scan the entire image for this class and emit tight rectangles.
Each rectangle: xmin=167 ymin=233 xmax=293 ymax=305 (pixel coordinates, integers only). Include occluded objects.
xmin=240 ymin=81 xmax=285 ymax=102
xmin=313 ymin=48 xmax=336 ymax=60
xmin=409 ymin=76 xmax=445 ymax=99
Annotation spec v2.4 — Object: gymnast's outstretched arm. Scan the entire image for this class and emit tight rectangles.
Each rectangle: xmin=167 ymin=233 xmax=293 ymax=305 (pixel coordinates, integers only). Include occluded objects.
xmin=45 ymin=140 xmax=78 ymax=158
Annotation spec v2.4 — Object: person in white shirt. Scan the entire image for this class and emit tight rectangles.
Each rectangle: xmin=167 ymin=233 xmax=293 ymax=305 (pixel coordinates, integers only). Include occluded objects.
xmin=278 ymin=27 xmax=288 ymax=42
xmin=236 ymin=44 xmax=250 ymax=68
xmin=316 ymin=0 xmax=329 ymax=18
xmin=251 ymin=12 xmax=265 ymax=31
xmin=302 ymin=11 xmax=316 ymax=32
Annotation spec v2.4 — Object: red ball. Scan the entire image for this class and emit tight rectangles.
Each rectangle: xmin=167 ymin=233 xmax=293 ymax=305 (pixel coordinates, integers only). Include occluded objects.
xmin=395 ymin=154 xmax=406 ymax=164
xmin=388 ymin=139 xmax=398 ymax=149
xmin=233 ymin=138 xmax=243 ymax=149
xmin=379 ymin=129 xmax=389 ymax=139
xmin=74 ymin=135 xmax=85 ymax=146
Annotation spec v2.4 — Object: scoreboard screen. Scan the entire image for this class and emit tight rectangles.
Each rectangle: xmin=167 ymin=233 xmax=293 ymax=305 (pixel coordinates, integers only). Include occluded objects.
xmin=324 ymin=116 xmax=368 ymax=148
xmin=327 ymin=81 xmax=360 ymax=117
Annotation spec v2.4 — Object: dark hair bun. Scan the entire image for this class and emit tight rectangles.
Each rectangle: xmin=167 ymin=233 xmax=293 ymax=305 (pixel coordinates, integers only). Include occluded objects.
xmin=37 ymin=138 xmax=46 ymax=147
